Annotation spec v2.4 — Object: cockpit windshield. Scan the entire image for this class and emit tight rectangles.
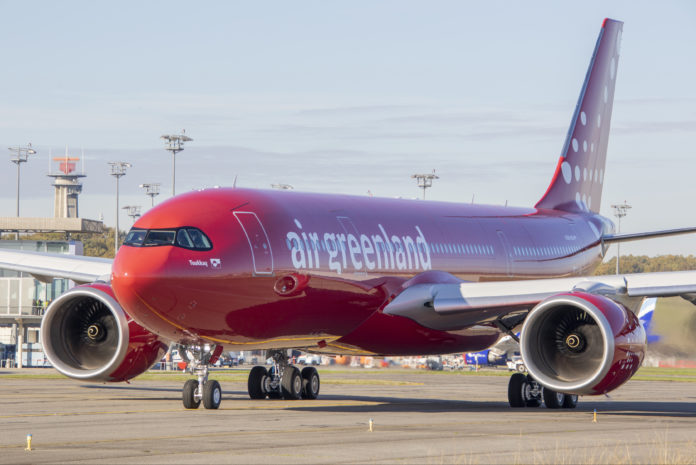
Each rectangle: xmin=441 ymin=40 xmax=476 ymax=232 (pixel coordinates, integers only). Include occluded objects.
xmin=124 ymin=227 xmax=212 ymax=251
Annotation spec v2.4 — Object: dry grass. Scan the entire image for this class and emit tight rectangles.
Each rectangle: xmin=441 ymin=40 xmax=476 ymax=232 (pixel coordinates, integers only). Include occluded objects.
xmin=420 ymin=431 xmax=696 ymax=465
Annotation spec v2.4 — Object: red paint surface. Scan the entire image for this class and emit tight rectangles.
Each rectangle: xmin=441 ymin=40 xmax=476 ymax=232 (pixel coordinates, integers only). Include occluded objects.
xmin=563 ymin=292 xmax=646 ymax=395
xmin=111 ymin=188 xmax=606 ymax=355
xmin=87 ymin=283 xmax=168 ymax=382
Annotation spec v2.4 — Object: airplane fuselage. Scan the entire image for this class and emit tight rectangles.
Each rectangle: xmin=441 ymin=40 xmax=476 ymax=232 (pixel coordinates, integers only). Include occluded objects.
xmin=111 ymin=188 xmax=611 ymax=356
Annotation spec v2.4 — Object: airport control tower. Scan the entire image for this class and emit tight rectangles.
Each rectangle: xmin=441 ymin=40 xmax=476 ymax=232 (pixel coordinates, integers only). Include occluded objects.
xmin=48 ymin=151 xmax=86 ymax=218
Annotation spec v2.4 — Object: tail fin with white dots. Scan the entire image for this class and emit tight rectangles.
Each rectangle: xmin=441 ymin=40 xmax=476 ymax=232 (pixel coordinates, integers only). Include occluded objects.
xmin=536 ymin=18 xmax=623 ymax=214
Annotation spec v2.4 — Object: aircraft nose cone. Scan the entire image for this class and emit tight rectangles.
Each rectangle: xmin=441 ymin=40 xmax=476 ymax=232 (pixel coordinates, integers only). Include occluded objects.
xmin=111 ymin=245 xmax=177 ymax=332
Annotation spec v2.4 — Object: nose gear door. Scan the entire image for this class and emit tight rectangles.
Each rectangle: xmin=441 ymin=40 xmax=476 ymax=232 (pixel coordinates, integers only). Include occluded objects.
xmin=233 ymin=211 xmax=274 ymax=276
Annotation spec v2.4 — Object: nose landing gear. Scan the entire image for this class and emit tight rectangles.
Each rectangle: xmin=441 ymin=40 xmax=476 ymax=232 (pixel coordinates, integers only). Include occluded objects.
xmin=247 ymin=350 xmax=321 ymax=400
xmin=180 ymin=344 xmax=223 ymax=410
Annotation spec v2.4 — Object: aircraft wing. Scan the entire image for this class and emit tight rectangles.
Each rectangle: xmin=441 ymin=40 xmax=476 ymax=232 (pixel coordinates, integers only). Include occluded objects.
xmin=0 ymin=249 xmax=112 ymax=284
xmin=383 ymin=271 xmax=696 ymax=331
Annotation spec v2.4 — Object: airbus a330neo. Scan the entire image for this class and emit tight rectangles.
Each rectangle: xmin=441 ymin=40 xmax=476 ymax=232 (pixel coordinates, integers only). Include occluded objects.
xmin=2 ymin=18 xmax=695 ymax=410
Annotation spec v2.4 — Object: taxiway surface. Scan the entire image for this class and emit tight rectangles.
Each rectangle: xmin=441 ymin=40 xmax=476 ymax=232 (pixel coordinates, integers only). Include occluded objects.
xmin=0 ymin=368 xmax=694 ymax=464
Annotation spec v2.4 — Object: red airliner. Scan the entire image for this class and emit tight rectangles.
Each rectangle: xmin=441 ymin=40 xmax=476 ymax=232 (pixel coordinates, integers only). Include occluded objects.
xmin=3 ymin=18 xmax=695 ymax=410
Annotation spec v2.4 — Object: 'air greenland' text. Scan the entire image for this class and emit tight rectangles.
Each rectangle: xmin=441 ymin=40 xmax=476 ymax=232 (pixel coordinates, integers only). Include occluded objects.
xmin=286 ymin=219 xmax=431 ymax=275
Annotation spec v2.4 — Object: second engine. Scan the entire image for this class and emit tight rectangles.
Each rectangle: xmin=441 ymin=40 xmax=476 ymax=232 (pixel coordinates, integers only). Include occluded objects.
xmin=520 ymin=292 xmax=646 ymax=395
xmin=41 ymin=283 xmax=168 ymax=382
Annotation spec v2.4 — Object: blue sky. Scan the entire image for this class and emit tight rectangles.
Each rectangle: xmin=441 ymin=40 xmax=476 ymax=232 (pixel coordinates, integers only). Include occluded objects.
xmin=0 ymin=1 xmax=695 ymax=258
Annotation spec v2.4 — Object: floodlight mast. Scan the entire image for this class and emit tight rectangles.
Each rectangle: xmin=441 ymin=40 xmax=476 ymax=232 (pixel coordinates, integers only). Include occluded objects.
xmin=140 ymin=182 xmax=161 ymax=207
xmin=611 ymin=201 xmax=632 ymax=274
xmin=9 ymin=143 xmax=37 ymax=217
xmin=411 ymin=170 xmax=439 ymax=200
xmin=160 ymin=130 xmax=192 ymax=197
xmin=122 ymin=205 xmax=142 ymax=223
xmin=109 ymin=161 xmax=131 ymax=254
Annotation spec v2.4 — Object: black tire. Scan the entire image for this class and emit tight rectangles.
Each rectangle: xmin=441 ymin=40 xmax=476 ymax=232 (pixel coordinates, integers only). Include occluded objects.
xmin=182 ymin=379 xmax=200 ymax=409
xmin=281 ymin=365 xmax=302 ymax=400
xmin=301 ymin=366 xmax=320 ymax=399
xmin=203 ymin=380 xmax=222 ymax=409
xmin=562 ymin=394 xmax=579 ymax=409
xmin=508 ymin=373 xmax=526 ymax=408
xmin=248 ymin=366 xmax=268 ymax=399
xmin=543 ymin=387 xmax=564 ymax=409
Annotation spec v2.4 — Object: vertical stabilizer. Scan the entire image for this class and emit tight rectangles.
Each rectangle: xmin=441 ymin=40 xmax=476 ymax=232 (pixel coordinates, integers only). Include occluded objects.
xmin=536 ymin=18 xmax=623 ymax=213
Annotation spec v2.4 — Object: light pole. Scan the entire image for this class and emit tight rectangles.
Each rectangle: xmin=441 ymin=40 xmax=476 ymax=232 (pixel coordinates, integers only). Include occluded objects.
xmin=9 ymin=143 xmax=37 ymax=217
xmin=109 ymin=161 xmax=131 ymax=254
xmin=411 ymin=170 xmax=439 ymax=200
xmin=160 ymin=130 xmax=192 ymax=197
xmin=122 ymin=205 xmax=142 ymax=224
xmin=139 ymin=183 xmax=161 ymax=207
xmin=611 ymin=201 xmax=632 ymax=274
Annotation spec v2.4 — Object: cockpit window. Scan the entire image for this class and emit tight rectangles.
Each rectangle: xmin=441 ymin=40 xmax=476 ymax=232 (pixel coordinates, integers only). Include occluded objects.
xmin=175 ymin=228 xmax=212 ymax=250
xmin=124 ymin=228 xmax=146 ymax=246
xmin=144 ymin=230 xmax=176 ymax=246
xmin=123 ymin=227 xmax=212 ymax=250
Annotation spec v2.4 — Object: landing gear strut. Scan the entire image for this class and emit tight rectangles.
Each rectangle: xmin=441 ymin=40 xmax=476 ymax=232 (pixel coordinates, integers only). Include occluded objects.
xmin=180 ymin=344 xmax=223 ymax=410
xmin=507 ymin=373 xmax=579 ymax=409
xmin=247 ymin=350 xmax=320 ymax=400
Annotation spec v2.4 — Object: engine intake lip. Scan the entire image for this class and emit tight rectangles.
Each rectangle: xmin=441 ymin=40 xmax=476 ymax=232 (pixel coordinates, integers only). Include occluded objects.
xmin=41 ymin=286 xmax=130 ymax=381
xmin=520 ymin=295 xmax=614 ymax=394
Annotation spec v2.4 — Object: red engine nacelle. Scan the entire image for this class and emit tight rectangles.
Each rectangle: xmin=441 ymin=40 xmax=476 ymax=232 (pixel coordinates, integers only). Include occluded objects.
xmin=41 ymin=283 xmax=168 ymax=382
xmin=520 ymin=292 xmax=646 ymax=395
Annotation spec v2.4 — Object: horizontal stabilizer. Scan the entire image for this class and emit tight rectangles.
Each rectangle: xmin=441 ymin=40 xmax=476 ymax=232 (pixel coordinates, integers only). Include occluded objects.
xmin=602 ymin=226 xmax=696 ymax=244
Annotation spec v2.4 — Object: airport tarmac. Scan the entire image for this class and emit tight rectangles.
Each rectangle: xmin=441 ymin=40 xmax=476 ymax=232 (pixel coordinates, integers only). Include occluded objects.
xmin=0 ymin=368 xmax=694 ymax=464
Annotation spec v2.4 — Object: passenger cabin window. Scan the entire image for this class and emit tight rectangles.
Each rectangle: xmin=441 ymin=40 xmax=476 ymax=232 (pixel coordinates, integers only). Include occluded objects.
xmin=123 ymin=227 xmax=212 ymax=251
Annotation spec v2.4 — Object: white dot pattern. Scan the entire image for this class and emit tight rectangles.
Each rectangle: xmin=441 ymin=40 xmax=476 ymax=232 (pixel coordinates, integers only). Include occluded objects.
xmin=561 ymin=161 xmax=572 ymax=184
xmin=538 ymin=20 xmax=621 ymax=215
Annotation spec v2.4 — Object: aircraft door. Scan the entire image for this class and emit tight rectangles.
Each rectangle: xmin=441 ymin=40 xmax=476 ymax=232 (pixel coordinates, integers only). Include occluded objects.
xmin=233 ymin=211 xmax=274 ymax=276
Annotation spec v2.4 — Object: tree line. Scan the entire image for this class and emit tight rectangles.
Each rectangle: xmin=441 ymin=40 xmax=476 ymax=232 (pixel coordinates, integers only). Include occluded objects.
xmin=593 ymin=255 xmax=696 ymax=275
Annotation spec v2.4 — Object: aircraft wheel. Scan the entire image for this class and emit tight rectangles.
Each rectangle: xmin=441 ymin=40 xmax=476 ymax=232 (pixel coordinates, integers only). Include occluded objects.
xmin=508 ymin=373 xmax=526 ymax=407
xmin=183 ymin=379 xmax=201 ymax=409
xmin=543 ymin=387 xmax=564 ymax=409
xmin=248 ymin=366 xmax=268 ymax=399
xmin=203 ymin=380 xmax=222 ymax=409
xmin=562 ymin=394 xmax=579 ymax=409
xmin=281 ymin=365 xmax=302 ymax=400
xmin=301 ymin=366 xmax=320 ymax=399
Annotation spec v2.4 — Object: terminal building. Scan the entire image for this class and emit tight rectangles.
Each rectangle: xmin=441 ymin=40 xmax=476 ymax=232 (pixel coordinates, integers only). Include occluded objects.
xmin=0 ymin=150 xmax=103 ymax=367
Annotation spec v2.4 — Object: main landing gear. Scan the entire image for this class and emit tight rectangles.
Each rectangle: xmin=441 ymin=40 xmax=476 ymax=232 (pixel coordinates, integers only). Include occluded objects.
xmin=247 ymin=349 xmax=320 ymax=400
xmin=507 ymin=372 xmax=578 ymax=409
xmin=181 ymin=344 xmax=223 ymax=410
